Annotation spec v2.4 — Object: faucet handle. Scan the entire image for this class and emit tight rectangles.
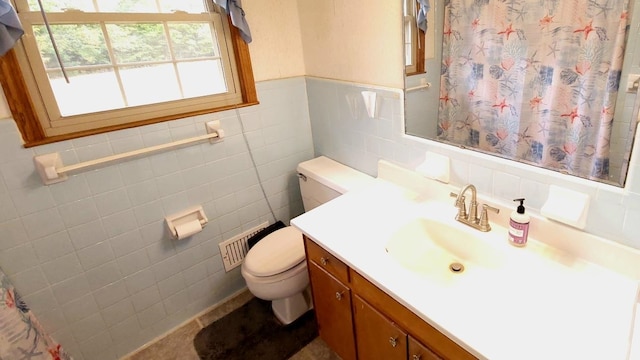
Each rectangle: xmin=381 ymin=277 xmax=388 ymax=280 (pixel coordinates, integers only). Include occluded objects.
xmin=449 ymin=192 xmax=460 ymax=207
xmin=449 ymin=192 xmax=464 ymax=204
xmin=450 ymin=192 xmax=466 ymax=219
xmin=483 ymin=204 xmax=500 ymax=213
xmin=478 ymin=204 xmax=500 ymax=231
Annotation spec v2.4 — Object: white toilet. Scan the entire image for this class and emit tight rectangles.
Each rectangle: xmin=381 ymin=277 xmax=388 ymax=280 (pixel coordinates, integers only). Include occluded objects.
xmin=240 ymin=156 xmax=374 ymax=324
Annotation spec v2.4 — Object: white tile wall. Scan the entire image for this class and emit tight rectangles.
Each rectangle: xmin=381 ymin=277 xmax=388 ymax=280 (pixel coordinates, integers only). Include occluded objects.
xmin=306 ymin=76 xmax=640 ymax=249
xmin=0 ymin=77 xmax=313 ymax=359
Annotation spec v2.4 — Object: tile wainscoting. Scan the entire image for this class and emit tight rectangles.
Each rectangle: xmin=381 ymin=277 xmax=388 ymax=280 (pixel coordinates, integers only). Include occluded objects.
xmin=0 ymin=77 xmax=314 ymax=359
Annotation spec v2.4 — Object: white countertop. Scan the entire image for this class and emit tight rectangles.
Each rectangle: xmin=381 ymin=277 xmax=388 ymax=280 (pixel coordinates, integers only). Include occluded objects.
xmin=291 ymin=177 xmax=639 ymax=360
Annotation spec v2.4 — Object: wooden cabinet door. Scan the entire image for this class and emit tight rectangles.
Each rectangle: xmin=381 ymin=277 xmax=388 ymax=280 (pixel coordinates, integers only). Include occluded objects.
xmin=409 ymin=335 xmax=442 ymax=360
xmin=308 ymin=261 xmax=357 ymax=360
xmin=351 ymin=271 xmax=477 ymax=360
xmin=353 ymin=295 xmax=407 ymax=360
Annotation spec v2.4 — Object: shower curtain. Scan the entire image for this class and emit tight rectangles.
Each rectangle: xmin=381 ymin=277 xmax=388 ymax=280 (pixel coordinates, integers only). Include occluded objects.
xmin=437 ymin=0 xmax=630 ymax=180
xmin=0 ymin=267 xmax=71 ymax=360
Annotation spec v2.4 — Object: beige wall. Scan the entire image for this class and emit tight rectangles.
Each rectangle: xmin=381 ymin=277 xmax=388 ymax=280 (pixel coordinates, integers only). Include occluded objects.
xmin=247 ymin=0 xmax=405 ymax=87
xmin=247 ymin=0 xmax=406 ymax=87
xmin=245 ymin=0 xmax=306 ymax=81
xmin=297 ymin=0 xmax=404 ymax=88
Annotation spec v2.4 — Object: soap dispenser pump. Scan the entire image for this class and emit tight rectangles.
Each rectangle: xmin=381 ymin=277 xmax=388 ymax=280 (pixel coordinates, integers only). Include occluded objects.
xmin=508 ymin=198 xmax=530 ymax=247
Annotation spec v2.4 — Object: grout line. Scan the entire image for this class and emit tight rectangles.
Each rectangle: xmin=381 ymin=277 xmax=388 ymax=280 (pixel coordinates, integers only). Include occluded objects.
xmin=121 ymin=287 xmax=250 ymax=359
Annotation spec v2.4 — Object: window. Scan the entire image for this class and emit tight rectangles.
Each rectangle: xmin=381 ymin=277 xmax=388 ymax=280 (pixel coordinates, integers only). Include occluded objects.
xmin=403 ymin=0 xmax=425 ymax=75
xmin=1 ymin=0 xmax=256 ymax=146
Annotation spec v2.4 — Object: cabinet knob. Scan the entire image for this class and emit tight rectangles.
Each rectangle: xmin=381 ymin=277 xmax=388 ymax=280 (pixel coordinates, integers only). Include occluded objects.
xmin=389 ymin=337 xmax=398 ymax=348
xmin=412 ymin=355 xmax=422 ymax=360
xmin=320 ymin=257 xmax=328 ymax=266
xmin=335 ymin=291 xmax=345 ymax=300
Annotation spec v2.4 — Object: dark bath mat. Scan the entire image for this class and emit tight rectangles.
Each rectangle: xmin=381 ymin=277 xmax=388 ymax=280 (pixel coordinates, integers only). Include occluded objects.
xmin=193 ymin=297 xmax=318 ymax=360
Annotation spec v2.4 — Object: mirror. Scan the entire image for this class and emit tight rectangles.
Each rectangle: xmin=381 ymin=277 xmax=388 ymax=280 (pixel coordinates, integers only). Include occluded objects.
xmin=404 ymin=0 xmax=639 ymax=187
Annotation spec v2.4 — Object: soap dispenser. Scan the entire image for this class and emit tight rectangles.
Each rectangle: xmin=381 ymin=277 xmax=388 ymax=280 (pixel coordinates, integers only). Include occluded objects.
xmin=508 ymin=198 xmax=530 ymax=247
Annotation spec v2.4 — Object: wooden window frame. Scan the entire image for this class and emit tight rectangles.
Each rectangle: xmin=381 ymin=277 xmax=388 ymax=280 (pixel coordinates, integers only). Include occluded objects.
xmin=0 ymin=15 xmax=257 ymax=148
xmin=406 ymin=28 xmax=426 ymax=76
xmin=404 ymin=0 xmax=426 ymax=76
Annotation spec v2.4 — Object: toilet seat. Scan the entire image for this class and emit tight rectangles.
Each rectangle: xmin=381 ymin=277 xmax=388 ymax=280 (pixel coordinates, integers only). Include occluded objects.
xmin=241 ymin=260 xmax=307 ymax=287
xmin=243 ymin=226 xmax=304 ymax=277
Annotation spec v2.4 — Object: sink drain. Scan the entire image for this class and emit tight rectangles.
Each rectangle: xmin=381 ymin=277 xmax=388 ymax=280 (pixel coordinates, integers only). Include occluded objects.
xmin=449 ymin=262 xmax=464 ymax=273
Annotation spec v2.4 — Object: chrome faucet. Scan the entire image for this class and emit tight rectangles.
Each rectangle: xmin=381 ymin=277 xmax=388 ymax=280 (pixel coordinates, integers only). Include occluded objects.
xmin=449 ymin=184 xmax=499 ymax=232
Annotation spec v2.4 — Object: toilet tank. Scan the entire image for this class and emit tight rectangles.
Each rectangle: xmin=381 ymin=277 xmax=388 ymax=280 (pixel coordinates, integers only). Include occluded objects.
xmin=297 ymin=156 xmax=374 ymax=211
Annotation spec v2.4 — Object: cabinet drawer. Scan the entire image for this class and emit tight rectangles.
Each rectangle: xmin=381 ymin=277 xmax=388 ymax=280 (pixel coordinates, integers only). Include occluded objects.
xmin=304 ymin=236 xmax=350 ymax=284
xmin=409 ymin=335 xmax=442 ymax=360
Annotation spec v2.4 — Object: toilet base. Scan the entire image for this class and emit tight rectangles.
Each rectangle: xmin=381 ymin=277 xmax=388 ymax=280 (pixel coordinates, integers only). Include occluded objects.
xmin=271 ymin=289 xmax=312 ymax=325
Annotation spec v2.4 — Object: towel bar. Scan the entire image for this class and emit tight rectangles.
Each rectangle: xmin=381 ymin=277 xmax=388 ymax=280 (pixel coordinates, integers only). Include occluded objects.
xmin=34 ymin=121 xmax=224 ymax=185
xmin=406 ymin=83 xmax=431 ymax=92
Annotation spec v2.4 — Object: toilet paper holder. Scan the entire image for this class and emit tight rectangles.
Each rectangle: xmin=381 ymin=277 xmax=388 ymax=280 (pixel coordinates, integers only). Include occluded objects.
xmin=165 ymin=206 xmax=208 ymax=239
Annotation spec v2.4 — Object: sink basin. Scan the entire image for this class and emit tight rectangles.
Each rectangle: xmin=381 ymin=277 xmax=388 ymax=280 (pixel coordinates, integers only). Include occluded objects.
xmin=385 ymin=217 xmax=505 ymax=276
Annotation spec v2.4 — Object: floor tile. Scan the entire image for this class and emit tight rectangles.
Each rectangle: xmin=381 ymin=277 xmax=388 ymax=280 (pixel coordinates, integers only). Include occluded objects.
xmin=125 ymin=321 xmax=201 ymax=360
xmin=123 ymin=289 xmax=338 ymax=360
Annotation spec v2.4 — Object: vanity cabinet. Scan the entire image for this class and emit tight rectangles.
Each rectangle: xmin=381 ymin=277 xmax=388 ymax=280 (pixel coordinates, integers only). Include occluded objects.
xmin=306 ymin=239 xmax=357 ymax=360
xmin=304 ymin=235 xmax=477 ymax=360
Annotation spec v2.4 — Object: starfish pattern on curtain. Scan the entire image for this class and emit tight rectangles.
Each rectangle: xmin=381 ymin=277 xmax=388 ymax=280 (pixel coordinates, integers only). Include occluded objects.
xmin=438 ymin=0 xmax=630 ymax=181
xmin=1 ymin=268 xmax=72 ymax=360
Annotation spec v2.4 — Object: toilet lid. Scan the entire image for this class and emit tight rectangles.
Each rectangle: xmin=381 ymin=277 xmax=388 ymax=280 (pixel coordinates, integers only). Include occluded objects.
xmin=243 ymin=226 xmax=305 ymax=277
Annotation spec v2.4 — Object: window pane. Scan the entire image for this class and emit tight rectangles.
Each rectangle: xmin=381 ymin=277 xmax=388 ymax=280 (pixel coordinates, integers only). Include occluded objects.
xmin=120 ymin=64 xmax=181 ymax=106
xmin=156 ymin=0 xmax=208 ymax=13
xmin=178 ymin=60 xmax=227 ymax=98
xmin=28 ymin=0 xmax=96 ymax=12
xmin=107 ymin=23 xmax=170 ymax=64
xmin=34 ymin=24 xmax=109 ymax=68
xmin=403 ymin=0 xmax=414 ymax=16
xmin=14 ymin=0 xmax=252 ymax=141
xmin=28 ymin=0 xmax=209 ymax=13
xmin=169 ymin=23 xmax=218 ymax=59
xmin=50 ymin=69 xmax=124 ymax=116
xmin=98 ymin=0 xmax=206 ymax=13
xmin=21 ymin=0 xmax=240 ymax=124
xmin=404 ymin=22 xmax=413 ymax=67
xmin=97 ymin=0 xmax=159 ymax=13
